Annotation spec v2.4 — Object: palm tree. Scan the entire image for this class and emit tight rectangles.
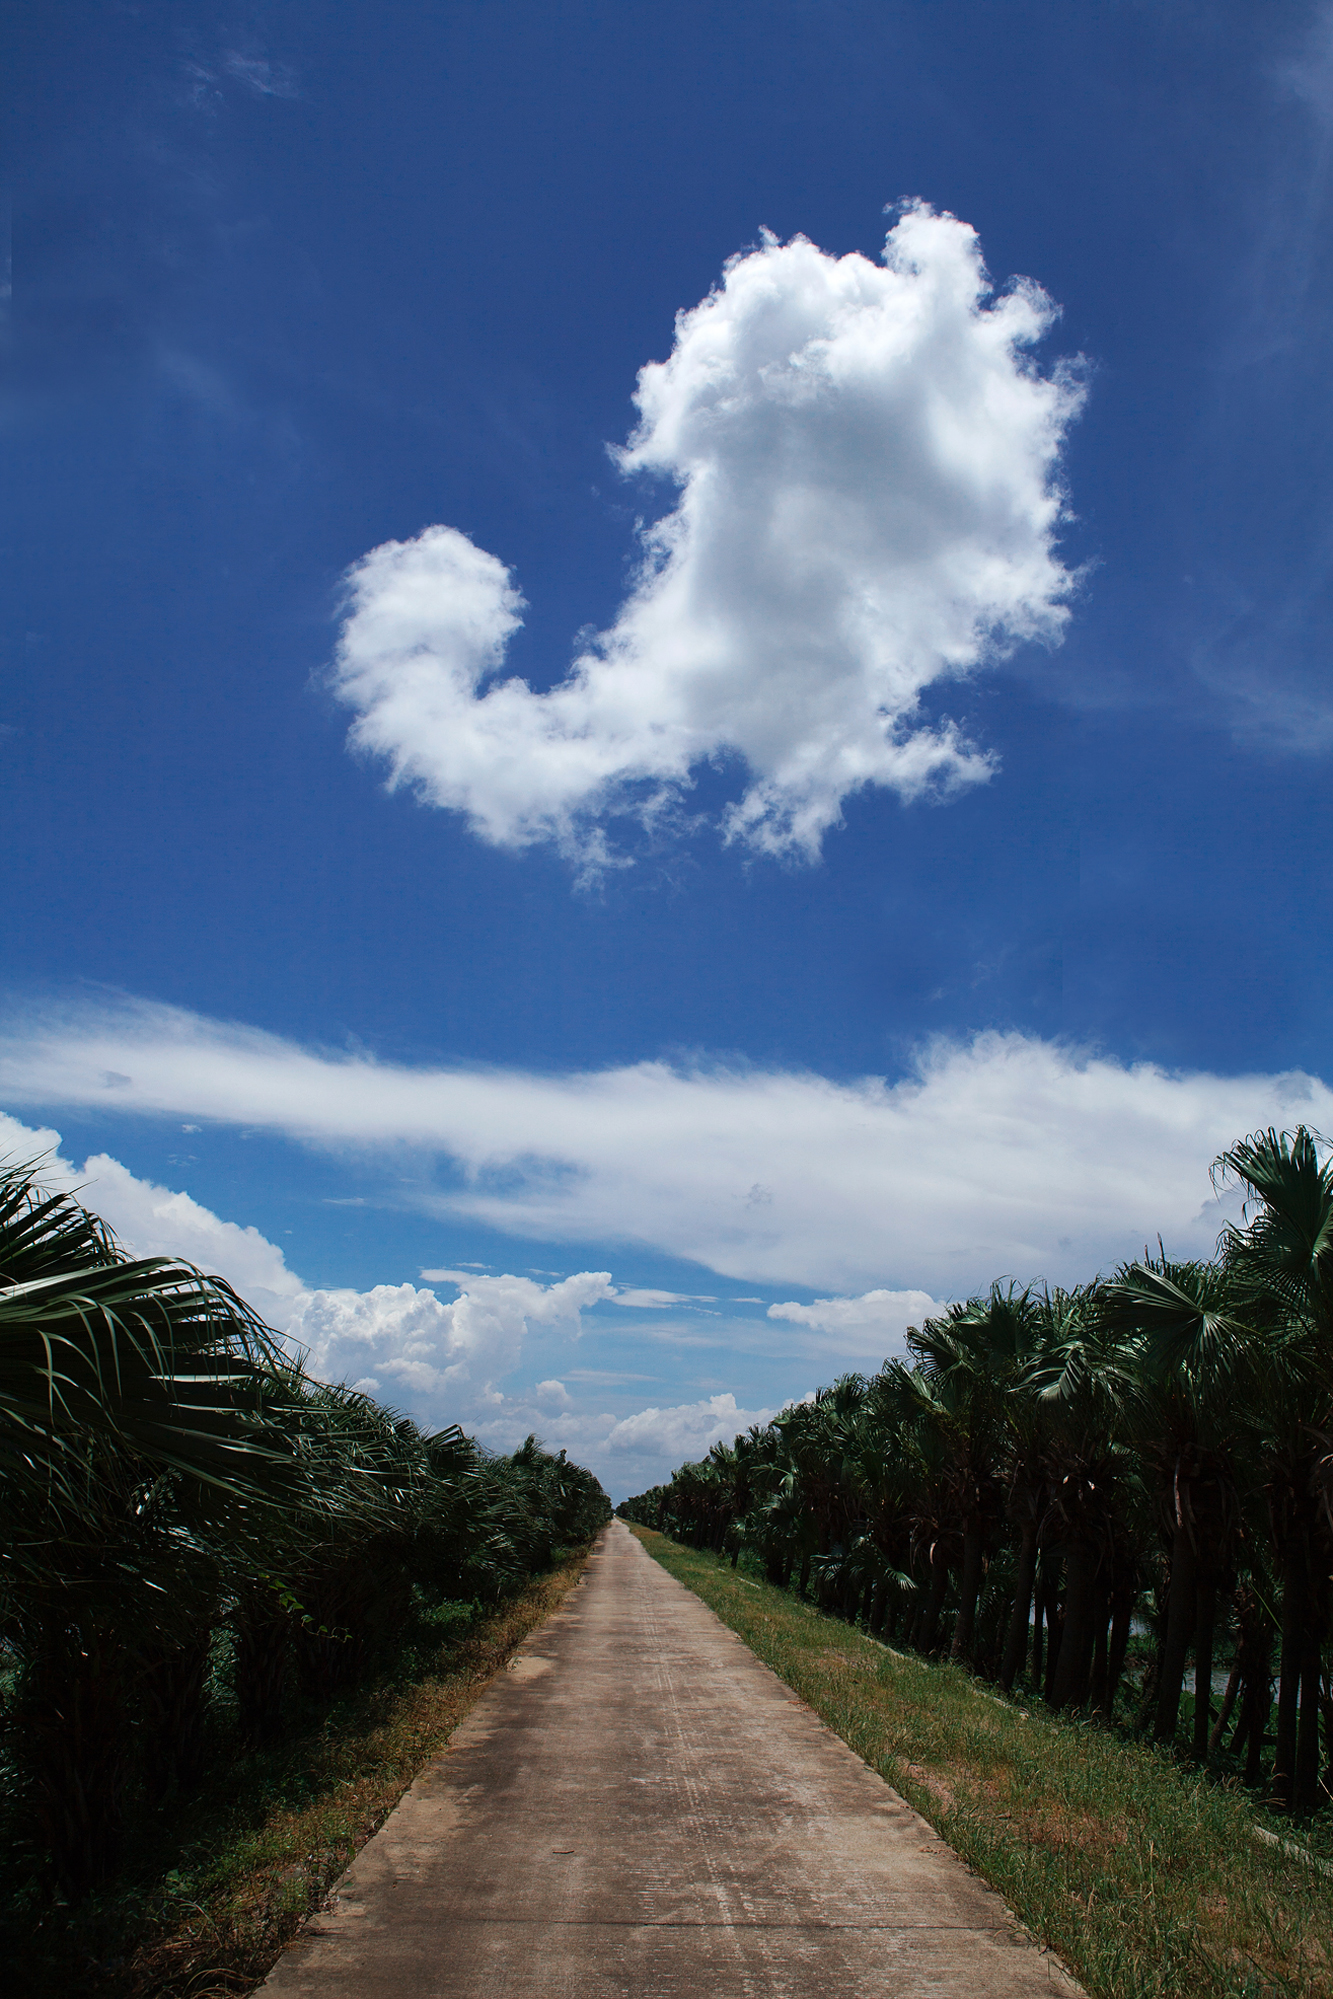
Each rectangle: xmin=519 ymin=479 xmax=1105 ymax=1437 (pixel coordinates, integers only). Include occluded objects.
xmin=996 ymin=1287 xmax=1082 ymax=1691
xmin=910 ymin=1285 xmax=1040 ymax=1668
xmin=1215 ymin=1128 xmax=1333 ymax=1813
xmin=0 ymin=1157 xmax=614 ymax=1890
xmin=0 ymin=1158 xmax=307 ymax=1888
xmin=617 ymin=1122 xmax=1333 ymax=1816
xmin=1031 ymin=1290 xmax=1134 ymax=1711
xmin=1106 ymin=1257 xmax=1250 ymax=1755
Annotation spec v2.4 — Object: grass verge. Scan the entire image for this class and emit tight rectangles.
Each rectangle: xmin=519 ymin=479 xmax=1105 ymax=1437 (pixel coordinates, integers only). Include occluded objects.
xmin=633 ymin=1527 xmax=1333 ymax=1999
xmin=9 ymin=1550 xmax=592 ymax=1999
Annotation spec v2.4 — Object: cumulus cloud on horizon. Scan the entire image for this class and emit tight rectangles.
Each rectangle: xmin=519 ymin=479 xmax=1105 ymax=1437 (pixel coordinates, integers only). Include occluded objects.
xmin=0 ymin=1108 xmax=804 ymax=1489
xmin=332 ymin=205 xmax=1083 ymax=866
xmin=768 ymin=1286 xmax=942 ymax=1359
xmin=288 ymin=1268 xmax=614 ymax=1407
xmin=2 ymin=995 xmax=1325 ymax=1299
xmin=0 ymin=1110 xmax=613 ymax=1424
xmin=598 ymin=1392 xmax=782 ymax=1460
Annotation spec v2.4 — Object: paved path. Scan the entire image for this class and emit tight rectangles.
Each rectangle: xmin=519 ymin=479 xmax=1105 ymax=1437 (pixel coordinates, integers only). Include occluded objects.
xmin=260 ymin=1520 xmax=1083 ymax=1997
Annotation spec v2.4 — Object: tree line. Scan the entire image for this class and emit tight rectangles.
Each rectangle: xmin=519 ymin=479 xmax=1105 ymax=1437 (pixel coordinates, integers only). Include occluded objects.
xmin=0 ymin=1157 xmax=610 ymax=1894
xmin=620 ymin=1127 xmax=1333 ymax=1818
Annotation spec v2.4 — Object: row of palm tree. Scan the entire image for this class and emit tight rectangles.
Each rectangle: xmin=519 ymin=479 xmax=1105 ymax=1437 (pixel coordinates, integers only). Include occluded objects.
xmin=0 ymin=1156 xmax=610 ymax=1894
xmin=620 ymin=1127 xmax=1333 ymax=1817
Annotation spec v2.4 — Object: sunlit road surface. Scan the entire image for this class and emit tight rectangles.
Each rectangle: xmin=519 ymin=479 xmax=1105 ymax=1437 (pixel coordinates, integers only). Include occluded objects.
xmin=260 ymin=1519 xmax=1083 ymax=1997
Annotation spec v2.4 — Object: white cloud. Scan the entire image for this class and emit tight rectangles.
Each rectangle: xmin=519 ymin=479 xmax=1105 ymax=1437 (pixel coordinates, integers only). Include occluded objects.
xmin=1276 ymin=2 xmax=1333 ymax=121
xmin=0 ymin=1118 xmax=309 ymax=1327
xmin=5 ymin=997 xmax=1328 ymax=1298
xmin=258 ymin=1264 xmax=610 ymax=1416
xmin=0 ymin=1110 xmax=66 ymax=1169
xmin=768 ymin=1287 xmax=944 ymax=1360
xmin=286 ymin=1283 xmax=471 ymax=1401
xmin=601 ymin=1392 xmax=779 ymax=1460
xmin=332 ymin=205 xmax=1082 ymax=865
xmin=222 ymin=51 xmax=300 ymax=98
xmin=278 ymin=1268 xmax=609 ymax=1413
xmin=0 ymin=1109 xmax=789 ymax=1493
xmin=419 ymin=1267 xmax=614 ymax=1330
xmin=76 ymin=1150 xmax=307 ymax=1327
xmin=0 ymin=1111 xmax=611 ymax=1426
xmin=610 ymin=1286 xmax=716 ymax=1308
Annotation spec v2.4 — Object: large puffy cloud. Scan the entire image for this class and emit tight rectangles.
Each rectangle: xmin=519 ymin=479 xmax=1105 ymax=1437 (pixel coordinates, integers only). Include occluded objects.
xmin=332 ymin=205 xmax=1082 ymax=863
xmin=600 ymin=1393 xmax=781 ymax=1461
xmin=287 ymin=1268 xmax=612 ymax=1405
xmin=767 ymin=1287 xmax=943 ymax=1361
xmin=3 ymin=998 xmax=1330 ymax=1295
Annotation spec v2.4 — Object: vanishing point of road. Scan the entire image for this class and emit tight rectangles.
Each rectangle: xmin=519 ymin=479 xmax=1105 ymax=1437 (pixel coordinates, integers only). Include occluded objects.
xmin=260 ymin=1519 xmax=1083 ymax=1997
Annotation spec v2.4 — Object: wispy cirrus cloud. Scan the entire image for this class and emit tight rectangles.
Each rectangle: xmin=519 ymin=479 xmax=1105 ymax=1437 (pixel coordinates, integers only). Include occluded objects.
xmin=1183 ymin=3 xmax=1333 ymax=753
xmin=2 ymin=993 xmax=1325 ymax=1296
xmin=221 ymin=51 xmax=300 ymax=99
xmin=332 ymin=204 xmax=1083 ymax=868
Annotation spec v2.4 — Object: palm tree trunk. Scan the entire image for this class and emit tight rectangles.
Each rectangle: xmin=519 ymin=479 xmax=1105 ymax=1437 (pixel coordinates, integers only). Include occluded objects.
xmin=1192 ymin=1578 xmax=1217 ymax=1761
xmin=23 ymin=1621 xmax=130 ymax=1895
xmin=1220 ymin=1582 xmax=1271 ymax=1784
xmin=1031 ymin=1561 xmax=1053 ymax=1688
xmin=1043 ymin=1586 xmax=1064 ymax=1705
xmin=235 ymin=1601 xmax=292 ymax=1745
xmin=1209 ymin=1657 xmax=1241 ymax=1755
xmin=1000 ymin=1525 xmax=1039 ymax=1692
xmin=1294 ymin=1627 xmax=1323 ymax=1816
xmin=920 ymin=1541 xmax=951 ymax=1654
xmin=138 ymin=1632 xmax=213 ymax=1801
xmin=951 ymin=1523 xmax=985 ymax=1663
xmin=1273 ymin=1534 xmax=1307 ymax=1807
xmin=1228 ymin=1679 xmax=1251 ymax=1757
xmin=1237 ymin=1662 xmax=1271 ymax=1787
xmin=1154 ymin=1518 xmax=1197 ymax=1743
xmin=1103 ymin=1567 xmax=1136 ymax=1719
xmin=1088 ymin=1572 xmax=1112 ymax=1718
xmin=1052 ymin=1547 xmax=1097 ymax=1709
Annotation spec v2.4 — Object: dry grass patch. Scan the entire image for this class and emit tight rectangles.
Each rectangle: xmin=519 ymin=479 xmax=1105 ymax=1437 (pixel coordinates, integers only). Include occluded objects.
xmin=635 ymin=1527 xmax=1333 ymax=1999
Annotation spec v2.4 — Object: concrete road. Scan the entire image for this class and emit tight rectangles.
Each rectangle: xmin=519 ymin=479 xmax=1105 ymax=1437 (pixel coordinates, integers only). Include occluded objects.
xmin=260 ymin=1519 xmax=1083 ymax=1997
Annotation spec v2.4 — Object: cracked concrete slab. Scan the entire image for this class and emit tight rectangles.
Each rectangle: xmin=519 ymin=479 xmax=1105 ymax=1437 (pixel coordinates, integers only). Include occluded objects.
xmin=259 ymin=1519 xmax=1084 ymax=1997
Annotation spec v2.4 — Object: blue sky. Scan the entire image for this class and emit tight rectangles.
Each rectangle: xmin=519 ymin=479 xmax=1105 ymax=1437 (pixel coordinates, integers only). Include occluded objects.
xmin=6 ymin=1 xmax=1333 ymax=1496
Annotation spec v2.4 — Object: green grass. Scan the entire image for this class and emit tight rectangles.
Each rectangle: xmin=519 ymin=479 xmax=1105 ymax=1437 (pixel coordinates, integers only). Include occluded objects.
xmin=4 ymin=1551 xmax=593 ymax=1999
xmin=633 ymin=1527 xmax=1333 ymax=1999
